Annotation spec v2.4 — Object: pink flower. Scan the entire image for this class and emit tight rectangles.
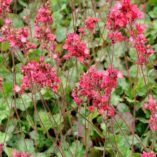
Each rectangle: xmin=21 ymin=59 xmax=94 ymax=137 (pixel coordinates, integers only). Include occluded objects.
xmin=136 ymin=23 xmax=145 ymax=34
xmin=106 ymin=0 xmax=143 ymax=30
xmin=88 ymin=106 xmax=95 ymax=112
xmin=0 ymin=25 xmax=36 ymax=53
xmin=22 ymin=16 xmax=27 ymax=21
xmin=0 ymin=0 xmax=12 ymax=15
xmin=78 ymin=27 xmax=85 ymax=35
xmin=131 ymin=33 xmax=154 ymax=64
xmin=117 ymin=71 xmax=123 ymax=78
xmin=144 ymin=96 xmax=157 ymax=131
xmin=12 ymin=149 xmax=33 ymax=157
xmin=12 ymin=150 xmax=21 ymax=157
xmin=71 ymin=88 xmax=83 ymax=106
xmin=35 ymin=4 xmax=52 ymax=24
xmin=108 ymin=31 xmax=124 ymax=43
xmin=21 ymin=152 xmax=30 ymax=157
xmin=63 ymin=32 xmax=89 ymax=62
xmin=149 ymin=116 xmax=157 ymax=131
xmin=34 ymin=25 xmax=56 ymax=51
xmin=13 ymin=85 xmax=21 ymax=93
xmin=85 ymin=17 xmax=99 ymax=30
xmin=4 ymin=18 xmax=12 ymax=25
xmin=33 ymin=4 xmax=56 ymax=52
xmin=0 ymin=143 xmax=3 ymax=153
xmin=2 ymin=0 xmax=12 ymax=6
xmin=107 ymin=106 xmax=115 ymax=116
xmin=20 ymin=57 xmax=60 ymax=93
xmin=106 ymin=0 xmax=153 ymax=64
xmin=141 ymin=151 xmax=156 ymax=157
xmin=72 ymin=65 xmax=122 ymax=115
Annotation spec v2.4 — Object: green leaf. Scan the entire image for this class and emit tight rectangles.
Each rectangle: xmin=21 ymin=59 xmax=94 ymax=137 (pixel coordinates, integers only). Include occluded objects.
xmin=18 ymin=0 xmax=27 ymax=7
xmin=129 ymin=48 xmax=137 ymax=61
xmin=136 ymin=117 xmax=148 ymax=124
xmin=149 ymin=6 xmax=157 ymax=18
xmin=38 ymin=111 xmax=63 ymax=132
xmin=2 ymin=82 xmax=12 ymax=96
xmin=29 ymin=130 xmax=52 ymax=149
xmin=127 ymin=134 xmax=141 ymax=145
xmin=16 ymin=94 xmax=32 ymax=111
xmin=148 ymin=0 xmax=157 ymax=5
xmin=56 ymin=26 xmax=67 ymax=42
xmin=56 ymin=141 xmax=85 ymax=157
xmin=70 ymin=141 xmax=85 ymax=157
xmin=12 ymin=16 xmax=24 ymax=28
xmin=132 ymin=153 xmax=141 ymax=157
xmin=36 ymin=153 xmax=47 ymax=157
xmin=111 ymin=91 xmax=122 ymax=105
xmin=100 ymin=123 xmax=106 ymax=134
xmin=104 ymin=134 xmax=131 ymax=156
xmin=130 ymin=65 xmax=137 ymax=78
xmin=0 ymin=99 xmax=9 ymax=124
xmin=0 ymin=41 xmax=10 ymax=51
xmin=53 ymin=12 xmax=63 ymax=27
xmin=15 ymin=137 xmax=35 ymax=153
xmin=4 ymin=147 xmax=14 ymax=157
xmin=0 ymin=131 xmax=10 ymax=143
xmin=117 ymin=78 xmax=129 ymax=91
xmin=136 ymin=79 xmax=147 ymax=96
xmin=117 ymin=103 xmax=130 ymax=112
xmin=88 ymin=109 xmax=99 ymax=121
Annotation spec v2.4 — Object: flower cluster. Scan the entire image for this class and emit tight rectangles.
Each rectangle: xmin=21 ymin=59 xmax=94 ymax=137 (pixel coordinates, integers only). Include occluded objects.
xmin=0 ymin=0 xmax=12 ymax=16
xmin=20 ymin=57 xmax=60 ymax=93
xmin=141 ymin=151 xmax=156 ymax=157
xmin=144 ymin=96 xmax=157 ymax=131
xmin=108 ymin=31 xmax=124 ymax=43
xmin=35 ymin=4 xmax=52 ymax=24
xmin=130 ymin=24 xmax=154 ymax=64
xmin=0 ymin=143 xmax=3 ymax=153
xmin=106 ymin=0 xmax=142 ymax=44
xmin=106 ymin=0 xmax=143 ymax=30
xmin=72 ymin=65 xmax=123 ymax=115
xmin=63 ymin=32 xmax=89 ymax=62
xmin=106 ymin=0 xmax=154 ymax=64
xmin=0 ymin=22 xmax=36 ymax=52
xmin=85 ymin=17 xmax=99 ymax=31
xmin=12 ymin=149 xmax=34 ymax=157
xmin=34 ymin=26 xmax=56 ymax=51
xmin=0 ymin=76 xmax=3 ymax=89
xmin=34 ymin=4 xmax=56 ymax=53
xmin=78 ymin=27 xmax=85 ymax=35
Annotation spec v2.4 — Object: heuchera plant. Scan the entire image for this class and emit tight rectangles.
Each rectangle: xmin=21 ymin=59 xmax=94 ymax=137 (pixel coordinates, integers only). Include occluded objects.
xmin=72 ymin=65 xmax=123 ymax=115
xmin=106 ymin=0 xmax=154 ymax=64
xmin=0 ymin=0 xmax=156 ymax=156
xmin=17 ymin=57 xmax=60 ymax=93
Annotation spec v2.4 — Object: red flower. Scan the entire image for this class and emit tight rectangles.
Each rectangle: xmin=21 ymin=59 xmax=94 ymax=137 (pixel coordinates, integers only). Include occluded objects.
xmin=108 ymin=31 xmax=124 ymax=43
xmin=63 ymin=32 xmax=89 ymax=62
xmin=12 ymin=149 xmax=34 ymax=157
xmin=1 ymin=24 xmax=36 ymax=53
xmin=85 ymin=17 xmax=99 ymax=30
xmin=106 ymin=0 xmax=143 ymax=30
xmin=72 ymin=65 xmax=122 ymax=115
xmin=35 ymin=4 xmax=52 ymax=24
xmin=0 ymin=0 xmax=12 ymax=15
xmin=20 ymin=57 xmax=60 ymax=93
xmin=141 ymin=151 xmax=156 ymax=157
xmin=144 ymin=96 xmax=157 ymax=131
